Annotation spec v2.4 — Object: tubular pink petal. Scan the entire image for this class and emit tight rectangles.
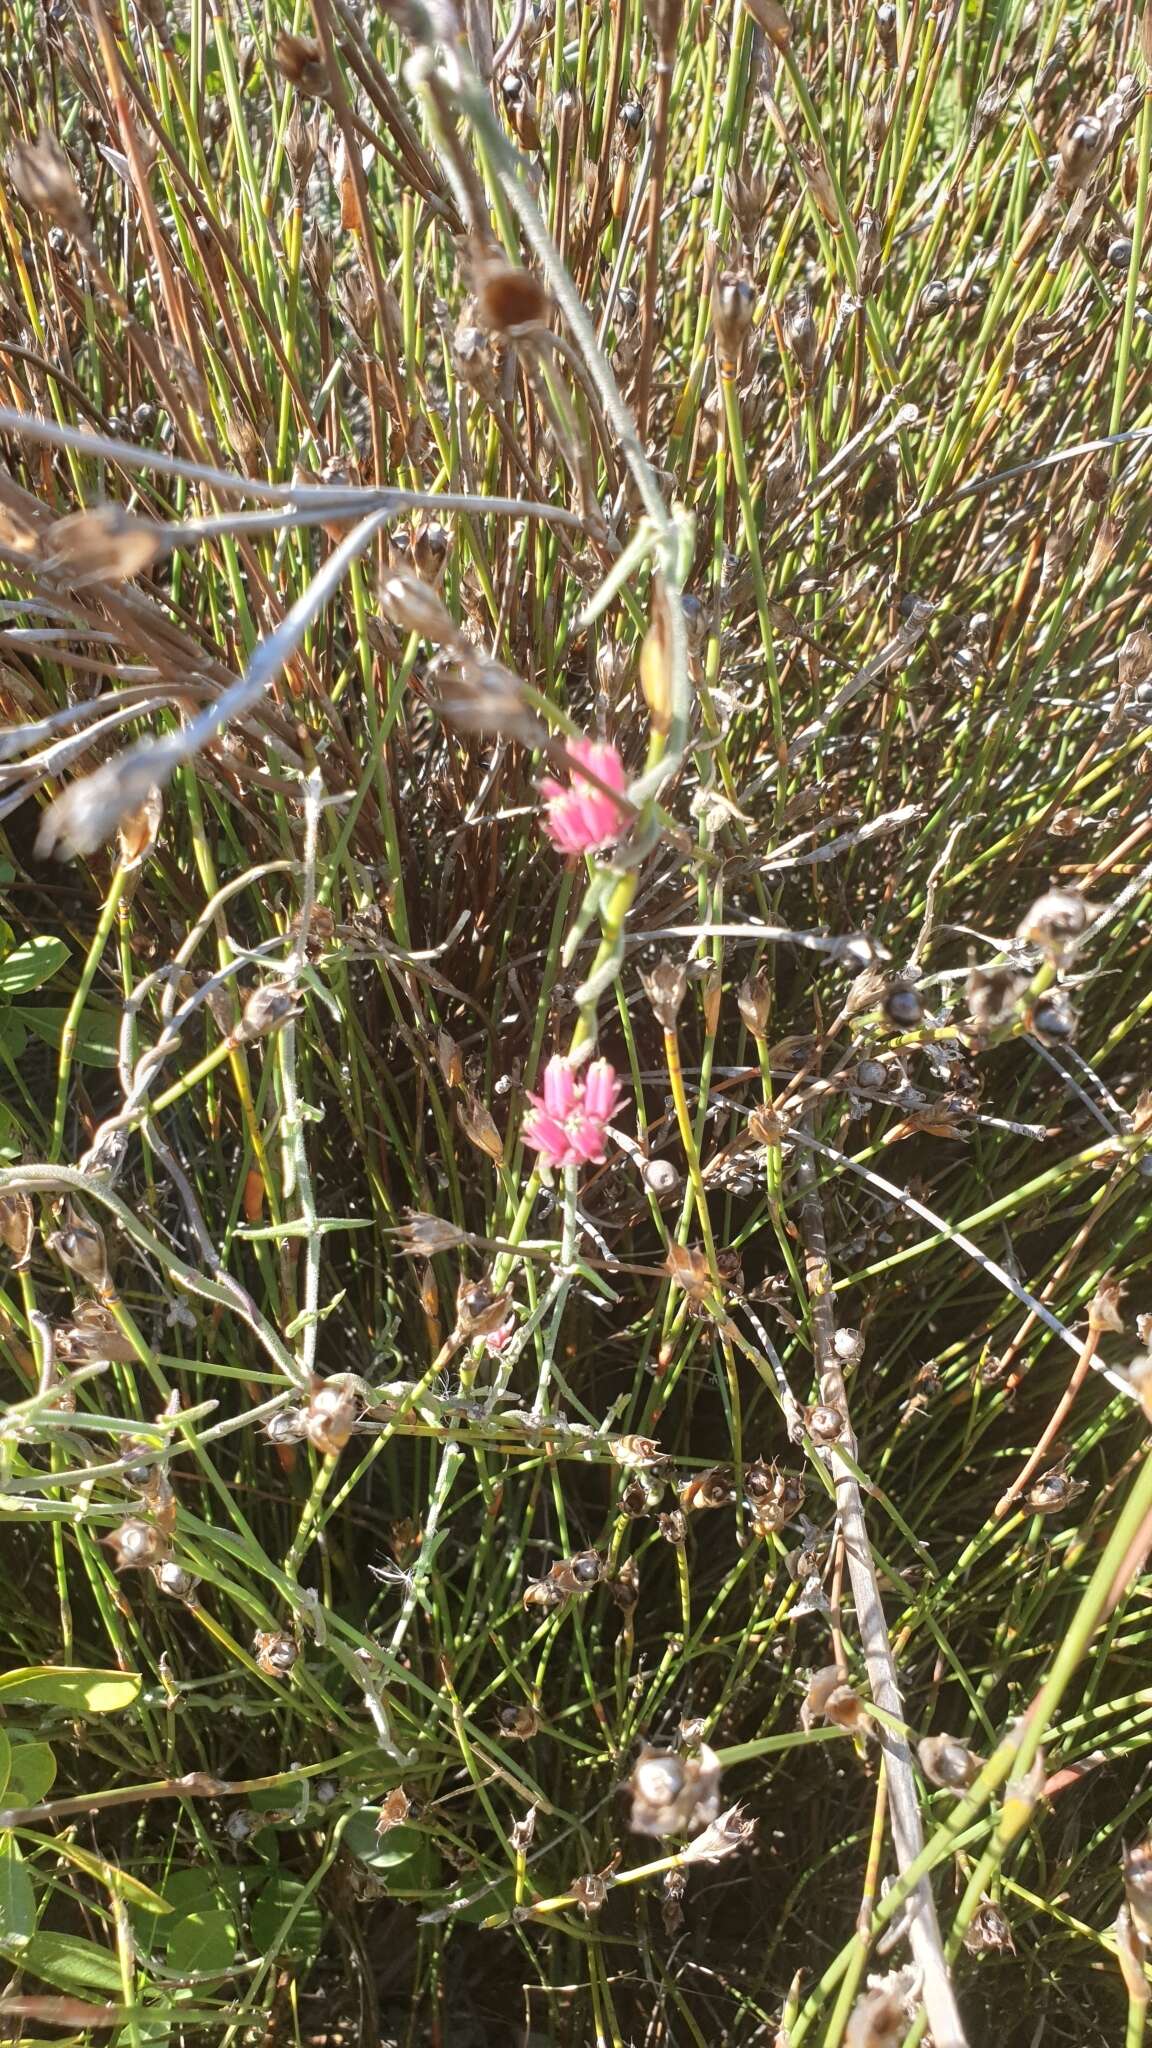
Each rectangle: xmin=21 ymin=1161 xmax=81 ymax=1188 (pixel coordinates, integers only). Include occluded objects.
xmin=542 ymin=1056 xmax=577 ymax=1117
xmin=582 ymin=1060 xmax=619 ymax=1121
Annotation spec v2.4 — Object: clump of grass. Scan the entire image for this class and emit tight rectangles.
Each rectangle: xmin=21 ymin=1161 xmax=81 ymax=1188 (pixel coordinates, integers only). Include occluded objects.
xmin=2 ymin=1 xmax=1152 ymax=2042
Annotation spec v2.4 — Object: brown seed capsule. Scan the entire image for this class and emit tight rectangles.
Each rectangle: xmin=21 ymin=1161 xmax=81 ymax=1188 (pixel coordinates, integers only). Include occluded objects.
xmin=856 ymin=204 xmax=883 ymax=296
xmin=304 ymin=1374 xmax=361 ymax=1457
xmin=523 ymin=1575 xmax=568 ymax=1613
xmin=1025 ymin=1467 xmax=1087 ymax=1514
xmin=610 ymin=1557 xmax=640 ymax=1615
xmin=0 ymin=1192 xmax=34 ymax=1267
xmin=643 ymin=1156 xmax=682 ymax=1200
xmin=1017 ymin=887 xmax=1096 ymax=963
xmin=377 ymin=1787 xmax=412 ymax=1832
xmin=611 ymin=1434 xmax=665 ymax=1470
xmin=803 ymin=1403 xmax=844 ymax=1446
xmin=498 ymin=1701 xmax=539 ymax=1739
xmin=963 ymin=1899 xmax=1015 ymax=1953
xmin=117 ymin=786 xmax=163 ymax=870
xmin=641 ymin=954 xmax=688 ymax=1030
xmin=802 ymin=1664 xmax=866 ymax=1733
xmin=45 ymin=506 xmax=161 ymax=585
xmin=966 ymin=962 xmax=1029 ymax=1032
xmin=392 ymin=1210 xmax=469 ymax=1257
xmin=379 ymin=568 xmax=457 ymax=645
xmin=748 ymin=1465 xmax=805 ymax=1534
xmin=234 ymin=984 xmax=299 ymax=1044
xmin=711 ymin=270 xmax=755 ymax=367
xmin=918 ymin=1734 xmax=983 ymax=1790
xmin=679 ymin=1466 xmax=735 ymax=1511
xmin=273 ymin=30 xmax=329 ymax=96
xmin=662 ymin=1866 xmax=686 ymax=1934
xmin=783 ymin=294 xmax=819 ymax=383
xmin=267 ymin=1407 xmax=308 ymax=1445
xmin=47 ymin=1207 xmax=111 ymax=1295
xmin=411 ymin=521 xmax=450 ymax=586
xmin=254 ymin=1630 xmax=299 ymax=1676
xmin=455 ymin=1274 xmax=513 ymax=1339
xmin=882 ymin=983 xmax=923 ymax=1028
xmin=658 ymin=1509 xmax=687 ymax=1545
xmin=106 ymin=1518 xmax=167 ymax=1570
xmin=736 ymin=969 xmax=772 ymax=1040
xmin=664 ymin=1243 xmax=713 ymax=1303
xmin=571 ymin=1872 xmax=608 ymax=1917
xmin=682 ymin=1802 xmax=755 ymax=1863
xmin=476 ymin=258 xmax=548 ymax=334
xmin=9 ymin=134 xmax=89 ymax=235
xmin=457 ymin=1091 xmax=504 ymax=1164
xmin=742 ymin=0 xmax=790 ymax=42
xmin=844 ymin=1982 xmax=908 ymax=2048
xmin=1057 ymin=114 xmax=1105 ymax=195
xmin=153 ymin=1560 xmax=198 ymax=1601
xmin=566 ymin=1548 xmax=603 ymax=1589
xmin=628 ymin=1743 xmax=722 ymax=1837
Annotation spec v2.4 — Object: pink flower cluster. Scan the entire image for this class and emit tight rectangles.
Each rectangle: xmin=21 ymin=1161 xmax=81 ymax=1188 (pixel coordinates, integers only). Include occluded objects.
xmin=540 ymin=737 xmax=628 ymax=856
xmin=522 ymin=1056 xmax=620 ymax=1169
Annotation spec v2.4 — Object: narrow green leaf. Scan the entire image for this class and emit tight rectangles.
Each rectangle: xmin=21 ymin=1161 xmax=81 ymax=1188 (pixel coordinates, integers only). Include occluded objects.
xmin=0 ymin=1838 xmax=34 ymax=1946
xmin=0 ymin=1930 xmax=122 ymax=1994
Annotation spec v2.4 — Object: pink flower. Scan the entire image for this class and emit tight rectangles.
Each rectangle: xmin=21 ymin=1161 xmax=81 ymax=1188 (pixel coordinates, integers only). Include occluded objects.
xmin=540 ymin=737 xmax=629 ymax=855
xmin=522 ymin=1056 xmax=620 ymax=1170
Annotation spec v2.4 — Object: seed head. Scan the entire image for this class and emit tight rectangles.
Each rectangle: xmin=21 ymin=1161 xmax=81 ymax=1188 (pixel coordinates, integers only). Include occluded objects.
xmin=1025 ymin=1466 xmax=1087 ymax=1514
xmin=679 ymin=1465 xmax=735 ymax=1511
xmin=711 ymin=270 xmax=756 ymax=365
xmin=963 ymin=1899 xmax=1015 ymax=1953
xmin=47 ymin=1207 xmax=111 ymax=1295
xmin=106 ymin=1518 xmax=167 ymax=1570
xmin=641 ymin=955 xmax=689 ymax=1031
xmin=628 ymin=1743 xmax=722 ymax=1837
xmin=802 ymin=1664 xmax=866 ymax=1733
xmin=304 ymin=1374 xmax=361 ymax=1457
xmin=154 ymin=1560 xmax=199 ymax=1601
xmin=0 ymin=1193 xmax=34 ymax=1267
xmin=253 ymin=1630 xmax=299 ymax=1676
xmin=498 ymin=1702 xmax=539 ymax=1739
xmin=117 ymin=786 xmax=163 ymax=870
xmin=391 ymin=1210 xmax=469 ymax=1256
xmin=740 ymin=0 xmax=790 ymax=46
xmin=475 ymin=256 xmax=548 ymax=334
xmin=9 ymin=134 xmax=88 ymax=236
xmin=1017 ymin=887 xmax=1097 ymax=963
xmin=377 ymin=1787 xmax=412 ymax=1832
xmin=234 ymin=984 xmax=299 ymax=1044
xmin=273 ymin=30 xmax=329 ymax=97
xmin=1057 ymin=114 xmax=1105 ymax=193
xmin=643 ymin=1156 xmax=681 ymax=1199
xmin=736 ymin=969 xmax=772 ymax=1040
xmin=918 ymin=1733 xmax=983 ymax=1790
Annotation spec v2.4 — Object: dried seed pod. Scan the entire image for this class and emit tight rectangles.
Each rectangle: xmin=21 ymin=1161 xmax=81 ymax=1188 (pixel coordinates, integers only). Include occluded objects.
xmin=856 ymin=205 xmax=883 ymax=295
xmin=106 ymin=1518 xmax=167 ymax=1570
xmin=253 ymin=1630 xmax=299 ymax=1676
xmin=834 ymin=1327 xmax=864 ymax=1364
xmin=882 ymin=983 xmax=923 ymax=1028
xmin=682 ymin=1802 xmax=755 ymax=1862
xmin=476 ymin=256 xmax=548 ymax=333
xmin=523 ymin=1575 xmax=568 ymax=1613
xmin=855 ymin=1058 xmax=889 ymax=1091
xmin=783 ymin=294 xmax=819 ymax=383
xmin=711 ymin=270 xmax=755 ymax=367
xmin=801 ymin=1664 xmax=866 ymax=1733
xmin=747 ymin=1464 xmax=805 ymax=1534
xmin=620 ymin=1477 xmax=656 ymax=1516
xmin=1088 ymin=1275 xmax=1125 ymax=1334
xmin=411 ymin=520 xmax=450 ymax=585
xmin=378 ymin=568 xmax=458 ymax=644
xmin=154 ymin=1559 xmax=199 ymax=1601
xmin=658 ymin=1509 xmax=687 ymax=1545
xmin=455 ymin=1274 xmax=513 ymax=1339
xmin=266 ymin=1407 xmax=308 ymax=1445
xmin=610 ymin=1434 xmax=665 ymax=1470
xmin=1057 ymin=114 xmax=1105 ymax=195
xmin=917 ymin=277 xmax=954 ymax=320
xmin=803 ymin=1403 xmax=844 ymax=1446
xmin=1025 ymin=1466 xmax=1087 ymax=1514
xmin=641 ymin=954 xmax=688 ymax=1030
xmin=44 ymin=507 xmax=161 ymax=585
xmin=844 ymin=1981 xmax=908 ymax=2048
xmin=117 ymin=786 xmax=163 ymax=869
xmin=377 ymin=1787 xmax=412 ymax=1832
xmin=736 ymin=969 xmax=772 ymax=1040
xmin=1029 ymin=991 xmax=1077 ymax=1042
xmin=664 ymin=1243 xmax=713 ymax=1303
xmin=47 ymin=1207 xmax=111 ymax=1295
xmin=628 ymin=1743 xmax=722 ymax=1837
xmin=392 ymin=1210 xmax=469 ymax=1256
xmin=273 ymin=29 xmax=329 ymax=96
xmin=0 ymin=1192 xmax=34 ymax=1266
xmin=642 ymin=1156 xmax=681 ymax=1200
xmin=610 ymin=1557 xmax=640 ymax=1614
xmin=304 ymin=1375 xmax=361 ymax=1457
xmin=566 ymin=1548 xmax=603 ymax=1589
xmin=1127 ymin=1356 xmax=1152 ymax=1423
xmin=56 ymin=1303 xmax=137 ymax=1364
xmin=918 ymin=1734 xmax=983 ymax=1790
xmin=9 ymin=134 xmax=89 ymax=236
xmin=571 ymin=1872 xmax=608 ymax=1917
xmin=662 ymin=1867 xmax=686 ymax=1934
xmin=457 ymin=1091 xmax=504 ymax=1163
xmin=498 ymin=1701 xmax=538 ymax=1739
xmin=234 ymin=984 xmax=298 ymax=1044
xmin=679 ymin=1466 xmax=735 ymax=1511
xmin=1017 ymin=887 xmax=1097 ymax=962
xmin=966 ymin=962 xmax=1028 ymax=1032
xmin=963 ymin=1898 xmax=1015 ymax=1953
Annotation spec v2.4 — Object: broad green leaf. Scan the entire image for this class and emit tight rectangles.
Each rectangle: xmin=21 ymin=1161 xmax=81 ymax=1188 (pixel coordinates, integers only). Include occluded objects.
xmin=18 ymin=1006 xmax=123 ymax=1067
xmin=342 ymin=1811 xmax=437 ymax=1890
xmin=0 ymin=936 xmax=69 ymax=995
xmin=0 ymin=1836 xmax=34 ymax=1945
xmin=0 ymin=1724 xmax=10 ymax=1806
xmin=5 ymin=1740 xmax=56 ymax=1808
xmin=164 ymin=1906 xmax=236 ymax=1975
xmin=248 ymin=1874 xmax=324 ymax=1961
xmin=0 ymin=1929 xmax=122 ymax=1994
xmin=0 ymin=1666 xmax=142 ymax=1714
xmin=0 ymin=1009 xmax=27 ymax=1060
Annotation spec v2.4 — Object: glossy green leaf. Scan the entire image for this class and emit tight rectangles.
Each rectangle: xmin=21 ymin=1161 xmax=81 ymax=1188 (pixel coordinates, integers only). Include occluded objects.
xmin=4 ymin=1741 xmax=56 ymax=1809
xmin=0 ymin=936 xmax=69 ymax=995
xmin=164 ymin=1906 xmax=236 ymax=1975
xmin=17 ymin=1006 xmax=122 ymax=1067
xmin=0 ymin=1725 xmax=10 ymax=1806
xmin=0 ymin=1667 xmax=142 ymax=1714
xmin=0 ymin=1837 xmax=34 ymax=1946
xmin=0 ymin=1930 xmax=121 ymax=1994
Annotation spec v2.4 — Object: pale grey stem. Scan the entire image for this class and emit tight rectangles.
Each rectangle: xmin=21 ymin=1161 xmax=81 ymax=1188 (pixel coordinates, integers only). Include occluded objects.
xmin=795 ymin=1139 xmax=967 ymax=2048
xmin=279 ymin=773 xmax=325 ymax=1377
